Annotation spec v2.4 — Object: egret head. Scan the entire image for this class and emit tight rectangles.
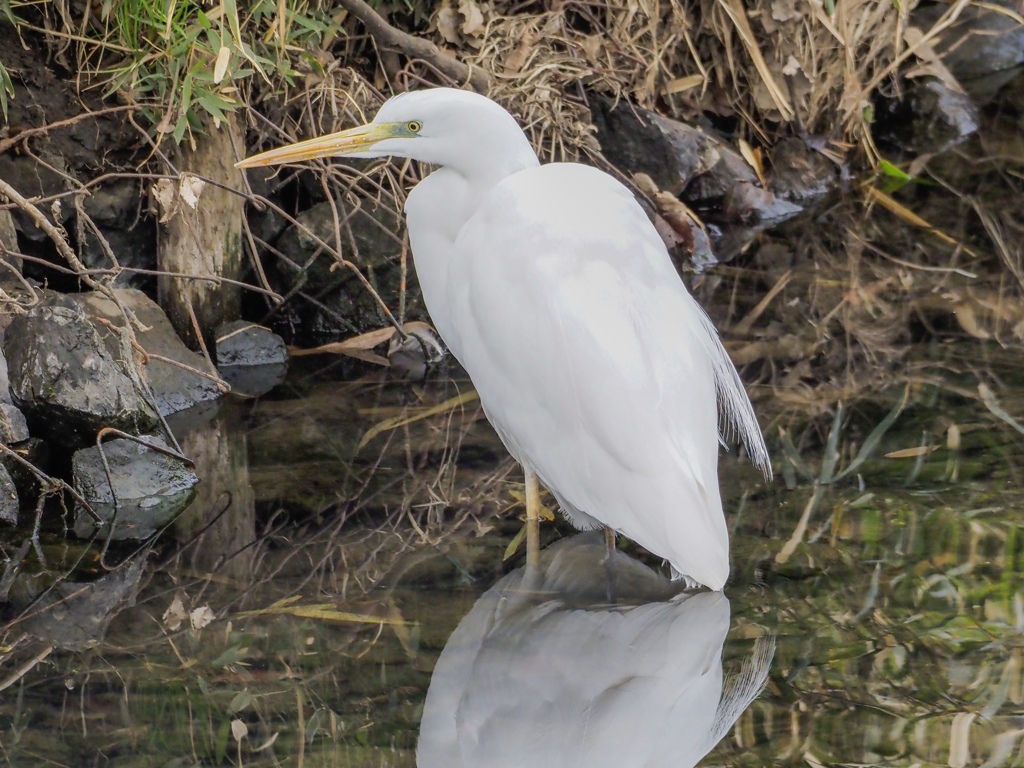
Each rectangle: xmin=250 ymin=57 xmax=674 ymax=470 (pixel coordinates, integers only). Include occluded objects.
xmin=235 ymin=88 xmax=538 ymax=181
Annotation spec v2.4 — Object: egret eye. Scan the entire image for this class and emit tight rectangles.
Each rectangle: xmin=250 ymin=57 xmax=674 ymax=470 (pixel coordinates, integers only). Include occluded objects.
xmin=406 ymin=120 xmax=423 ymax=133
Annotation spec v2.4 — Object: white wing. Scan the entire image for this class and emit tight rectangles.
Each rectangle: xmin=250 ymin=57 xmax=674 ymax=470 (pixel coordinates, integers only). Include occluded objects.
xmin=438 ymin=163 xmax=765 ymax=589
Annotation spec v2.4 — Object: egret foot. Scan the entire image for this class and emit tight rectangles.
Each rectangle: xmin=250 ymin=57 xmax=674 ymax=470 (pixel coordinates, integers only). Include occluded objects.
xmin=524 ymin=468 xmax=541 ymax=572
xmin=602 ymin=528 xmax=618 ymax=604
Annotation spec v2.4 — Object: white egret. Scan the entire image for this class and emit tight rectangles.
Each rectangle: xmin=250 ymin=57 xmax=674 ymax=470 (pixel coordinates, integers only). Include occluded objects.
xmin=236 ymin=87 xmax=771 ymax=589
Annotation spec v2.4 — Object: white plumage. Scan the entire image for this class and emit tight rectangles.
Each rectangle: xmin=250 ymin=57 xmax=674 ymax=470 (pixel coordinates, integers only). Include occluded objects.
xmin=236 ymin=88 xmax=771 ymax=589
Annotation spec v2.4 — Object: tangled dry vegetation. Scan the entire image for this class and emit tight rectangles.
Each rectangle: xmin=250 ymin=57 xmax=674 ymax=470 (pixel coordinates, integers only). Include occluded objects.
xmin=240 ymin=0 xmax=1023 ymax=414
xmin=2 ymin=0 xmax=1022 ymax=420
xmin=254 ymin=0 xmax=923 ymax=161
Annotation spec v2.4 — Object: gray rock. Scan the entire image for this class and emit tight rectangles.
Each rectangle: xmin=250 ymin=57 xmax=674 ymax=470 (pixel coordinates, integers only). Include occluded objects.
xmin=0 ymin=331 xmax=11 ymax=404
xmin=218 ymin=363 xmax=288 ymax=398
xmin=589 ymin=94 xmax=758 ymax=202
xmin=0 ymin=209 xmax=20 ymax=278
xmin=72 ymin=435 xmax=199 ymax=540
xmin=78 ymin=180 xmax=158 ymax=288
xmin=213 ymin=317 xmax=290 ymax=398
xmin=0 ymin=402 xmax=29 ymax=444
xmin=7 ymin=553 xmax=148 ymax=650
xmin=215 ymin=320 xmax=288 ymax=366
xmin=0 ymin=464 xmax=17 ymax=524
xmin=770 ymin=138 xmax=842 ymax=207
xmin=909 ymin=78 xmax=980 ymax=154
xmin=914 ymin=0 xmax=1024 ymax=103
xmin=0 ymin=152 xmax=74 ymax=241
xmin=270 ymin=198 xmax=409 ymax=338
xmin=723 ymin=182 xmax=804 ymax=227
xmin=73 ymin=288 xmax=224 ymax=415
xmin=4 ymin=296 xmax=160 ymax=441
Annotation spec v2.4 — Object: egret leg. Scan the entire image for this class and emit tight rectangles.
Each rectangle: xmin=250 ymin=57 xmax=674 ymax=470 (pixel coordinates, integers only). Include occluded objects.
xmin=603 ymin=528 xmax=618 ymax=604
xmin=524 ymin=468 xmax=541 ymax=571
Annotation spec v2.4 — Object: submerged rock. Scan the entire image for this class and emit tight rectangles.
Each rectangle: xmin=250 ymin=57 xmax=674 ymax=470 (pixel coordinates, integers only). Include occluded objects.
xmin=215 ymin=320 xmax=288 ymax=366
xmin=388 ymin=321 xmax=446 ymax=378
xmin=215 ymin=320 xmax=289 ymax=397
xmin=6 ymin=552 xmax=148 ymax=650
xmin=72 ymin=435 xmax=199 ymax=540
xmin=74 ymin=288 xmax=224 ymax=415
xmin=4 ymin=296 xmax=160 ymax=441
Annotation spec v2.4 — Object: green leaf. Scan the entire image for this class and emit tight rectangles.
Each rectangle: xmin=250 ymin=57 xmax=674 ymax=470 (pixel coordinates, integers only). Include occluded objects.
xmin=211 ymin=644 xmax=251 ymax=668
xmin=0 ymin=0 xmax=18 ymax=25
xmin=0 ymin=60 xmax=13 ymax=122
xmin=172 ymin=112 xmax=189 ymax=144
xmin=834 ymin=385 xmax=909 ymax=482
xmin=214 ymin=718 xmax=231 ymax=764
xmin=878 ymin=159 xmax=911 ymax=181
xmin=228 ymin=690 xmax=254 ymax=714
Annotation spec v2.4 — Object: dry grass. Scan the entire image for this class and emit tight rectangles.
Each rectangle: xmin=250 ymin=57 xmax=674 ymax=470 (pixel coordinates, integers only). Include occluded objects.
xmin=406 ymin=0 xmax=913 ymax=161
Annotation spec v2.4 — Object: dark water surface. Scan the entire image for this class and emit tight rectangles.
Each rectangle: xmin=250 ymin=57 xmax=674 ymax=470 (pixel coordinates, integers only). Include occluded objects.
xmin=2 ymin=344 xmax=1024 ymax=767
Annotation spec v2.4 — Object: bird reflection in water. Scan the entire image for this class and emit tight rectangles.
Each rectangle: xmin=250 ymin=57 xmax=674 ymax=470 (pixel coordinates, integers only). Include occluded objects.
xmin=418 ymin=534 xmax=774 ymax=768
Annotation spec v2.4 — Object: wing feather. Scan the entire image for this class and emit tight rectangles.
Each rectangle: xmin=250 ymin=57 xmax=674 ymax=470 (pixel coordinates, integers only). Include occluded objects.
xmin=438 ymin=162 xmax=765 ymax=587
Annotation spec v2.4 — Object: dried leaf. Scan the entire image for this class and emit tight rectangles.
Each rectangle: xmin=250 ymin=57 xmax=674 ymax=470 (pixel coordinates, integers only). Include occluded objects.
xmin=213 ymin=45 xmax=231 ymax=84
xmin=863 ymin=186 xmax=977 ymax=256
xmin=738 ymin=138 xmax=767 ymax=188
xmin=163 ymin=595 xmax=187 ymax=631
xmin=190 ymin=606 xmax=215 ymax=630
xmin=237 ymin=596 xmax=409 ymax=625
xmin=387 ymin=598 xmax=418 ymax=657
xmin=458 ymin=0 xmax=484 ymax=37
xmin=504 ymin=32 xmax=538 ymax=74
xmin=503 ymin=523 xmax=528 ymax=561
xmin=664 ymin=74 xmax=704 ymax=94
xmin=231 ymin=719 xmax=248 ymax=743
xmin=290 ymin=326 xmax=397 ymax=366
xmin=358 ymin=390 xmax=480 ymax=450
xmin=771 ymin=0 xmax=802 ymax=22
xmin=151 ymin=179 xmax=177 ymax=224
xmin=884 ymin=445 xmax=939 ymax=459
xmin=716 ymin=0 xmax=793 ymax=120
xmin=436 ymin=0 xmax=461 ymax=44
xmin=179 ymin=174 xmax=206 ymax=210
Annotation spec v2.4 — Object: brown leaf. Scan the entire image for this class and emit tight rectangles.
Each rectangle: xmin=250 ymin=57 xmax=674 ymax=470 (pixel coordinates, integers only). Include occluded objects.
xmin=458 ymin=0 xmax=484 ymax=37
xmin=504 ymin=31 xmax=538 ymax=74
xmin=436 ymin=0 xmax=461 ymax=44
xmin=290 ymin=326 xmax=397 ymax=366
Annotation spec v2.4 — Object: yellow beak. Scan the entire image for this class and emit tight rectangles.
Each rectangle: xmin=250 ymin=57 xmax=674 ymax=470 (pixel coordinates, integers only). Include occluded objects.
xmin=234 ymin=122 xmax=396 ymax=169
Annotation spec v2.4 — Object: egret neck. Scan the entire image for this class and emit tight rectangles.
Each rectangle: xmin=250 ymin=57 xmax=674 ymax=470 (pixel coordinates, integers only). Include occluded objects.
xmin=403 ymin=108 xmax=539 ymax=350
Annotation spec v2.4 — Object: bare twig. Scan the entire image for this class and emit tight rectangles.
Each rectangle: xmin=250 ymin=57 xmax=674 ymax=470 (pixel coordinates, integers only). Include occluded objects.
xmin=0 ymin=105 xmax=139 ymax=155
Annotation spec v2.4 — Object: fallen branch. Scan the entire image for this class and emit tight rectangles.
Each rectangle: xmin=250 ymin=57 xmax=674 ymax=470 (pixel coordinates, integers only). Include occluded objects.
xmin=338 ymin=0 xmax=490 ymax=93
